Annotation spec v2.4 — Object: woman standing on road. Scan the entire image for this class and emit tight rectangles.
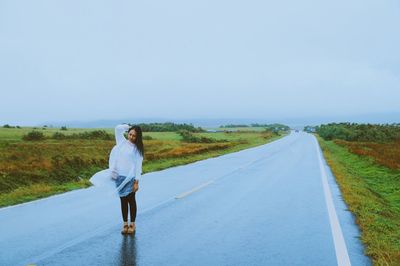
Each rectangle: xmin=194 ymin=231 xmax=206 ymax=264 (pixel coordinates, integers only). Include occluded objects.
xmin=110 ymin=124 xmax=144 ymax=234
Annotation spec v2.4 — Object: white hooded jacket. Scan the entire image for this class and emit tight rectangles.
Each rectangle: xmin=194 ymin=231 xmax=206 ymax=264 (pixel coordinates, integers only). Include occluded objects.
xmin=90 ymin=124 xmax=143 ymax=193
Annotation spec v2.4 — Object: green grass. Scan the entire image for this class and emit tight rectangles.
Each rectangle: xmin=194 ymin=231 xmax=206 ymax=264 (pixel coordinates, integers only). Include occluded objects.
xmin=317 ymin=137 xmax=400 ymax=265
xmin=145 ymin=131 xmax=182 ymax=140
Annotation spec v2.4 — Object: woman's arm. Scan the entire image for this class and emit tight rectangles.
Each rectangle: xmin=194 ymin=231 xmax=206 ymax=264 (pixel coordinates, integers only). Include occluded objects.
xmin=108 ymin=145 xmax=119 ymax=180
xmin=135 ymin=153 xmax=144 ymax=181
xmin=115 ymin=124 xmax=130 ymax=145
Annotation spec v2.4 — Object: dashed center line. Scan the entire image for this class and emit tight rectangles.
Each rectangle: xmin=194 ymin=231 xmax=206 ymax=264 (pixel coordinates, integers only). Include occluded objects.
xmin=175 ymin=180 xmax=214 ymax=199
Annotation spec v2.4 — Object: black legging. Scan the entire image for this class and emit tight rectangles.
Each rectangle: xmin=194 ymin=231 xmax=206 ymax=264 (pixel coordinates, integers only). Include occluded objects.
xmin=120 ymin=192 xmax=137 ymax=222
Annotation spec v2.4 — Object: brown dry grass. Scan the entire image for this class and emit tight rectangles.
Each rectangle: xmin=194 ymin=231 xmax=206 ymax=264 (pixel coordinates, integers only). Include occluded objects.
xmin=334 ymin=140 xmax=400 ymax=170
xmin=145 ymin=141 xmax=234 ymax=160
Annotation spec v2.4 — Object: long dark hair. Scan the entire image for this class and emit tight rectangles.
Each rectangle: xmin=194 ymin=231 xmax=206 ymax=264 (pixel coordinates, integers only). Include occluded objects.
xmin=128 ymin=125 xmax=144 ymax=157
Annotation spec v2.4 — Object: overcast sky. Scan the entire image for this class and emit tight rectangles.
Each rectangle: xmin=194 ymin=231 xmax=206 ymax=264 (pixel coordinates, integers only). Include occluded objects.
xmin=1 ymin=0 xmax=400 ymax=125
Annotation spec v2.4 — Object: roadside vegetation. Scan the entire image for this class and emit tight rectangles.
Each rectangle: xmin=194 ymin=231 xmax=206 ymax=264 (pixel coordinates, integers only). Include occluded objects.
xmin=219 ymin=123 xmax=290 ymax=132
xmin=315 ymin=123 xmax=400 ymax=265
xmin=0 ymin=123 xmax=287 ymax=208
xmin=316 ymin=122 xmax=400 ymax=142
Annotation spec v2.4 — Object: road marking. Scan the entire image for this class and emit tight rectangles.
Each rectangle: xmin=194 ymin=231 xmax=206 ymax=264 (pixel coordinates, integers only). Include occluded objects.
xmin=314 ymin=137 xmax=351 ymax=266
xmin=175 ymin=180 xmax=214 ymax=199
xmin=174 ymin=147 xmax=284 ymax=200
xmin=173 ymin=158 xmax=263 ymax=200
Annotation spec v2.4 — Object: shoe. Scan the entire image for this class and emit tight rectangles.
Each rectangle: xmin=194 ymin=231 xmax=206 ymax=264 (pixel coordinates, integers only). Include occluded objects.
xmin=121 ymin=224 xmax=129 ymax=234
xmin=127 ymin=223 xmax=136 ymax=234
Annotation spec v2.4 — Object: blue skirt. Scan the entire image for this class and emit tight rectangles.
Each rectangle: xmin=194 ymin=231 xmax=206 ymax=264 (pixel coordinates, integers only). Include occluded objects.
xmin=115 ymin=175 xmax=134 ymax=197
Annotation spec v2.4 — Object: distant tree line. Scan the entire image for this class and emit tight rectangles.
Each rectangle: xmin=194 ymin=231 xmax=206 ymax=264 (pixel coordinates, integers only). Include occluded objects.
xmin=316 ymin=123 xmax=400 ymax=142
xmin=304 ymin=126 xmax=316 ymax=133
xmin=219 ymin=123 xmax=290 ymax=132
xmin=136 ymin=122 xmax=204 ymax=132
xmin=220 ymin=124 xmax=249 ymax=128
xmin=3 ymin=124 xmax=21 ymax=128
xmin=256 ymin=123 xmax=290 ymax=132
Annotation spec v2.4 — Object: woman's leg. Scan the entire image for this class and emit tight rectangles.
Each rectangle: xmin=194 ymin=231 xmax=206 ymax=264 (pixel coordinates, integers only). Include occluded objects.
xmin=120 ymin=196 xmax=129 ymax=222
xmin=127 ymin=192 xmax=137 ymax=223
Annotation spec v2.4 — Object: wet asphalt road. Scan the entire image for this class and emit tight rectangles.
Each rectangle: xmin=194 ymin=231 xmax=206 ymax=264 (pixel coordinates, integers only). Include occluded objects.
xmin=0 ymin=132 xmax=371 ymax=265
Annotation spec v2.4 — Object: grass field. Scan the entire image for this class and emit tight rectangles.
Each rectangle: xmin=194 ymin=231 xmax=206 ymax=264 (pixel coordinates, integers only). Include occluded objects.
xmin=0 ymin=126 xmax=286 ymax=207
xmin=334 ymin=139 xmax=400 ymax=170
xmin=317 ymin=137 xmax=400 ymax=265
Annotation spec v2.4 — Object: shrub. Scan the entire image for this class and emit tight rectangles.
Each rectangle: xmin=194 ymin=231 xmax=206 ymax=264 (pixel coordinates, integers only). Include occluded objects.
xmin=51 ymin=130 xmax=113 ymax=140
xmin=52 ymin=132 xmax=67 ymax=140
xmin=75 ymin=130 xmax=113 ymax=140
xmin=22 ymin=131 xmax=46 ymax=141
xmin=179 ymin=130 xmax=220 ymax=143
xmin=61 ymin=126 xmax=67 ymax=131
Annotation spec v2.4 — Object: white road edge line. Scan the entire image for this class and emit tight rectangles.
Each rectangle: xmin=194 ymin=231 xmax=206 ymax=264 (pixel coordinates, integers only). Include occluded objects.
xmin=314 ymin=137 xmax=351 ymax=266
xmin=175 ymin=180 xmax=214 ymax=199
